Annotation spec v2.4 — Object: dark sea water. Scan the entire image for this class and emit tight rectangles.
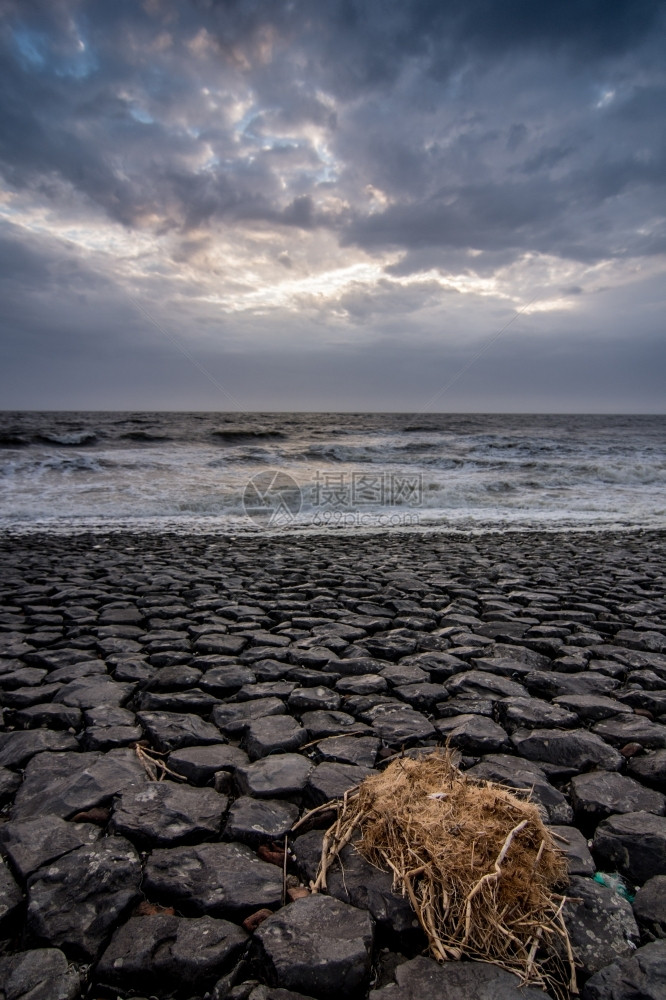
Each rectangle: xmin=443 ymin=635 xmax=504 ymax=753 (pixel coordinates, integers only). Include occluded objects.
xmin=0 ymin=412 xmax=664 ymax=534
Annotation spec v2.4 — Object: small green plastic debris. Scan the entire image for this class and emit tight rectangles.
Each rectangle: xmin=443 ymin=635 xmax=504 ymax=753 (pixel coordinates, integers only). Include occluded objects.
xmin=593 ymin=871 xmax=635 ymax=903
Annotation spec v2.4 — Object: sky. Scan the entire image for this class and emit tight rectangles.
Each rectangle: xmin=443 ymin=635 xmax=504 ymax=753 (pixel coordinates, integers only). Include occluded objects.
xmin=0 ymin=0 xmax=665 ymax=412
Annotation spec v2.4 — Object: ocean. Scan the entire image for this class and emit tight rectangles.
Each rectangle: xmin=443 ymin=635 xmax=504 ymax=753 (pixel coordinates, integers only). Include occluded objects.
xmin=0 ymin=412 xmax=664 ymax=534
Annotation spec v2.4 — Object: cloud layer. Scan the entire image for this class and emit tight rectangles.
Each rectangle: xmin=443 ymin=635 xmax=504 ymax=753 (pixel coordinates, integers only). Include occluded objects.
xmin=0 ymin=0 xmax=664 ymax=410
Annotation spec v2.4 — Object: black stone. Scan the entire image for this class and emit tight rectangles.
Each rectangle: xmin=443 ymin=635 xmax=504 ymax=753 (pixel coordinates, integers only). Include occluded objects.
xmin=633 ymin=875 xmax=666 ymax=934
xmin=435 ymin=715 xmax=509 ymax=755
xmin=0 ymin=948 xmax=81 ymax=1000
xmin=224 ymin=796 xmax=299 ymax=846
xmin=11 ymin=748 xmax=147 ymax=820
xmin=235 ymin=754 xmax=313 ymax=798
xmin=305 ymin=762 xmax=373 ymax=805
xmin=511 ymin=728 xmax=623 ymax=771
xmin=570 ymin=771 xmax=665 ymax=824
xmin=144 ymin=841 xmax=283 ymax=918
xmin=593 ymin=811 xmax=666 ymax=884
xmin=137 ymin=711 xmax=223 ymax=751
xmin=318 ymin=736 xmax=379 ymax=768
xmin=26 ymin=837 xmax=142 ymax=960
xmin=243 ymin=716 xmax=308 ymax=760
xmin=213 ymin=698 xmax=286 ymax=738
xmin=582 ymin=939 xmax=666 ymax=1000
xmin=0 ymin=730 xmax=79 ymax=769
xmin=254 ymin=894 xmax=374 ymax=1000
xmin=168 ymin=744 xmax=249 ymax=784
xmin=548 ymin=824 xmax=595 ymax=876
xmin=0 ymin=815 xmax=102 ymax=879
xmin=0 ymin=857 xmax=22 ymax=926
xmin=95 ymin=913 xmax=248 ymax=992
xmin=563 ymin=875 xmax=639 ymax=977
xmin=110 ymin=782 xmax=227 ymax=845
xmin=368 ymin=954 xmax=551 ymax=999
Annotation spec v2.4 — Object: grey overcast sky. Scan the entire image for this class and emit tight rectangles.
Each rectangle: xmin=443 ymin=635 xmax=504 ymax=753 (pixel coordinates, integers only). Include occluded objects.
xmin=0 ymin=0 xmax=665 ymax=412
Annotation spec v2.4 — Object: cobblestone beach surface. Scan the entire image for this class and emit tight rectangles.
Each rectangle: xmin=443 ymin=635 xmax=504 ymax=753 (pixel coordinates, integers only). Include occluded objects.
xmin=1 ymin=528 xmax=666 ymax=1000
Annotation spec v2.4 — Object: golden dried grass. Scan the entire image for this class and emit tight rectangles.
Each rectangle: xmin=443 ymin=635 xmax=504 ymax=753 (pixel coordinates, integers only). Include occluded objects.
xmin=308 ymin=750 xmax=577 ymax=997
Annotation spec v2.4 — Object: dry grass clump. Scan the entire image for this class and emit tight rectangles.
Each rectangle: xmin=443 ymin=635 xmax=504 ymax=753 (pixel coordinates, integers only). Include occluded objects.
xmin=310 ymin=750 xmax=576 ymax=997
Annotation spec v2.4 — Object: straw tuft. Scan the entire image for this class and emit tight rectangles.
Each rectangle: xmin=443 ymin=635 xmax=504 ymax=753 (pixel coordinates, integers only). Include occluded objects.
xmin=309 ymin=750 xmax=577 ymax=997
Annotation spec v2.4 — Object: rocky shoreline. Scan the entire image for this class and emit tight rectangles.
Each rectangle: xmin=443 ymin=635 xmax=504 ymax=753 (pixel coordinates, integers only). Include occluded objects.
xmin=1 ymin=528 xmax=665 ymax=999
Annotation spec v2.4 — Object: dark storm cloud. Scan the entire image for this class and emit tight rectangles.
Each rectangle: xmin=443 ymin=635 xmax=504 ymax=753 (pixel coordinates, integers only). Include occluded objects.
xmin=0 ymin=0 xmax=665 ymax=411
xmin=0 ymin=0 xmax=663 ymax=245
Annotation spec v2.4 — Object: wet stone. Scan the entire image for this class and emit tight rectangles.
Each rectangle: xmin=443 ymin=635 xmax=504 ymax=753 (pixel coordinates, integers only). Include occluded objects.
xmin=305 ymin=762 xmax=374 ymax=806
xmin=594 ymin=811 xmax=666 ymax=884
xmin=393 ymin=682 xmax=449 ymax=712
xmin=0 ymin=815 xmax=102 ymax=879
xmin=633 ymin=875 xmax=666 ymax=934
xmin=336 ymin=674 xmax=387 ymax=696
xmin=435 ymin=715 xmax=509 ymax=755
xmin=137 ymin=688 xmax=220 ymax=714
xmin=326 ymin=657 xmax=384 ymax=677
xmin=243 ymin=715 xmax=308 ymax=760
xmin=199 ymin=664 xmax=256 ymax=694
xmin=288 ymin=686 xmax=342 ymax=713
xmin=110 ymin=782 xmax=227 ymax=845
xmin=563 ymin=875 xmax=639 ymax=977
xmin=496 ymin=697 xmax=578 ymax=732
xmin=300 ymin=709 xmax=369 ymax=739
xmin=254 ymin=894 xmax=374 ymax=1000
xmin=511 ymin=727 xmax=623 ymax=771
xmin=235 ymin=754 xmax=313 ymax=798
xmin=52 ymin=677 xmax=133 ymax=708
xmin=0 ymin=856 xmax=22 ymax=926
xmin=224 ymin=796 xmax=299 ymax=846
xmin=582 ymin=939 xmax=666 ymax=1000
xmin=0 ymin=766 xmax=21 ymax=805
xmin=0 ymin=667 xmax=48 ymax=689
xmin=368 ymin=706 xmax=436 ymax=746
xmin=445 ymin=669 xmax=528 ymax=701
xmin=0 ymin=948 xmax=81 ymax=1000
xmin=137 ymin=710 xmax=223 ymax=751
xmin=95 ymin=913 xmax=248 ymax=993
xmin=552 ymin=694 xmax=633 ymax=721
xmin=592 ymin=716 xmax=666 ymax=750
xmin=570 ymin=771 xmax=666 ymax=825
xmin=11 ymin=747 xmax=147 ymax=820
xmin=467 ymin=755 xmax=573 ymax=825
xmin=237 ymin=680 xmax=297 ymax=701
xmin=14 ymin=703 xmax=83 ymax=730
xmin=317 ymin=735 xmax=379 ymax=768
xmin=548 ymin=824 xmax=595 ymax=876
xmin=213 ymin=698 xmax=286 ymax=737
xmin=628 ymin=749 xmax=666 ymax=791
xmin=379 ymin=664 xmax=428 ymax=687
xmin=524 ymin=670 xmax=618 ymax=699
xmin=0 ymin=730 xmax=79 ymax=770
xmin=26 ymin=836 xmax=142 ymax=960
xmin=144 ymin=841 xmax=283 ymax=918
xmin=368 ymin=953 xmax=551 ymax=1000
xmin=436 ymin=695 xmax=495 ymax=717
xmin=168 ymin=744 xmax=249 ymax=784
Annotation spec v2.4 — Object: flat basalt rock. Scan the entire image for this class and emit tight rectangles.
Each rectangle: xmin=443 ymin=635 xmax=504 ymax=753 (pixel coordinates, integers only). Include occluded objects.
xmin=95 ymin=913 xmax=247 ymax=991
xmin=235 ymin=754 xmax=313 ymax=798
xmin=11 ymin=748 xmax=147 ymax=821
xmin=254 ymin=894 xmax=374 ymax=1000
xmin=26 ymin=837 xmax=142 ymax=960
xmin=570 ymin=771 xmax=666 ymax=824
xmin=110 ymin=781 xmax=227 ymax=845
xmin=511 ymin=727 xmax=623 ymax=772
xmin=563 ymin=875 xmax=639 ymax=977
xmin=0 ymin=948 xmax=81 ymax=1000
xmin=582 ymin=939 xmax=666 ymax=999
xmin=168 ymin=744 xmax=249 ymax=784
xmin=137 ymin=710 xmax=223 ymax=751
xmin=0 ymin=857 xmax=22 ymax=926
xmin=593 ymin=810 xmax=666 ymax=884
xmin=144 ymin=841 xmax=283 ymax=918
xmin=0 ymin=815 xmax=102 ymax=879
xmin=0 ymin=730 xmax=79 ymax=769
xmin=367 ymin=953 xmax=552 ymax=999
xmin=305 ymin=762 xmax=374 ymax=806
xmin=224 ymin=796 xmax=299 ymax=846
xmin=243 ymin=716 xmax=308 ymax=760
